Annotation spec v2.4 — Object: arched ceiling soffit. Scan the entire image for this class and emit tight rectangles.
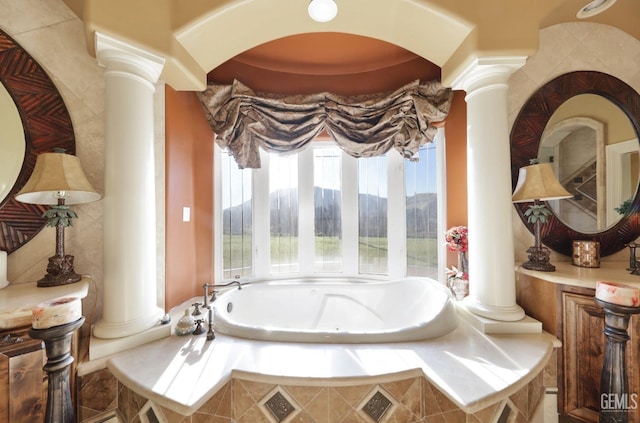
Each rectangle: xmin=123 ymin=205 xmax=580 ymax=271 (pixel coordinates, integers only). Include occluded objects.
xmin=173 ymin=0 xmax=474 ymax=88
xmin=206 ymin=33 xmax=442 ymax=96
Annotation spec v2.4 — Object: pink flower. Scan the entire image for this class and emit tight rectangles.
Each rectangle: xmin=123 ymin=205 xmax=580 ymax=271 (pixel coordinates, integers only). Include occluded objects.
xmin=445 ymin=226 xmax=468 ymax=253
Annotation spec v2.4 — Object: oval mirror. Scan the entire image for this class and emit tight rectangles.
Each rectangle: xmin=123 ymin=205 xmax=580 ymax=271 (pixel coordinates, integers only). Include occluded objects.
xmin=0 ymin=82 xmax=25 ymax=203
xmin=538 ymin=93 xmax=639 ymax=234
xmin=0 ymin=28 xmax=76 ymax=253
xmin=511 ymin=71 xmax=640 ymax=257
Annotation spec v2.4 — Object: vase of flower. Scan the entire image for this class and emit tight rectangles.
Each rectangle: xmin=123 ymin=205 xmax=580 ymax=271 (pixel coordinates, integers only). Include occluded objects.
xmin=446 ymin=266 xmax=469 ymax=300
xmin=451 ymin=276 xmax=469 ymax=301
xmin=445 ymin=225 xmax=469 ymax=300
xmin=458 ymin=251 xmax=469 ymax=276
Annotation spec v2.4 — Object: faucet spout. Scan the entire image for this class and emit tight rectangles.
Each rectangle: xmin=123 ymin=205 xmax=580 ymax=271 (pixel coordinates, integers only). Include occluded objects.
xmin=202 ymin=280 xmax=243 ymax=307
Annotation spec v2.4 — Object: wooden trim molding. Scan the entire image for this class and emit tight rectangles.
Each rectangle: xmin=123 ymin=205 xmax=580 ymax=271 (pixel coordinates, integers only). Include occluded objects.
xmin=0 ymin=28 xmax=75 ymax=253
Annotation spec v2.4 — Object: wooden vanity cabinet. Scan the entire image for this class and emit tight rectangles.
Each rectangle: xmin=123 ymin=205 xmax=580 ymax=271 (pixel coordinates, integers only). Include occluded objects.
xmin=0 ymin=328 xmax=45 ymax=423
xmin=516 ymin=271 xmax=640 ymax=423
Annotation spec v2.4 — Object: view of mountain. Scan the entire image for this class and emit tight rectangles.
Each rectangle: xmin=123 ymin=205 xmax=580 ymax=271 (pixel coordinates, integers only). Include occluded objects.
xmin=222 ymin=187 xmax=438 ymax=237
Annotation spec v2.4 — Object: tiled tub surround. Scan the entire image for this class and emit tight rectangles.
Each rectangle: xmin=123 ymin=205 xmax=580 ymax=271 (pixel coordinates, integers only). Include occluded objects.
xmin=78 ymin=355 xmax=555 ymax=423
xmin=77 ymin=306 xmax=559 ymax=422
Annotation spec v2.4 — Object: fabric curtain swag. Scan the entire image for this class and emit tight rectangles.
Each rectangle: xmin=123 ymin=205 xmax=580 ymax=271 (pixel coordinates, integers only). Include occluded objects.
xmin=197 ymin=79 xmax=453 ymax=169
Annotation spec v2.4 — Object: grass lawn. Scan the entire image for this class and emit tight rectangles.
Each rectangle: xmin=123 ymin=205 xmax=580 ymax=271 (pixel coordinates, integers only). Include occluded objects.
xmin=222 ymin=234 xmax=438 ymax=275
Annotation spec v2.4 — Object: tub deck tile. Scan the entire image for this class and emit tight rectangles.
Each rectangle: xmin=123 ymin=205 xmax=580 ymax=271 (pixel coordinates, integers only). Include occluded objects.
xmin=104 ymin=319 xmax=557 ymax=417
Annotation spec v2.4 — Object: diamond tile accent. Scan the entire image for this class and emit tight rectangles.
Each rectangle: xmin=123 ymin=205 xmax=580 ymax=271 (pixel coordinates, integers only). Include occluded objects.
xmin=264 ymin=391 xmax=296 ymax=422
xmin=362 ymin=390 xmax=393 ymax=422
xmin=259 ymin=386 xmax=302 ymax=423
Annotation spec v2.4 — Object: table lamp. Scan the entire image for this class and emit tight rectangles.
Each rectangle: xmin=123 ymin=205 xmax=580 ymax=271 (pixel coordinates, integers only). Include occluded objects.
xmin=15 ymin=151 xmax=101 ymax=287
xmin=512 ymin=161 xmax=572 ymax=271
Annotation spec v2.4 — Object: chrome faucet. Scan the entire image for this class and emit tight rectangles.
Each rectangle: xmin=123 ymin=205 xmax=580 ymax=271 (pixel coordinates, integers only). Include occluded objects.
xmin=202 ymin=276 xmax=243 ymax=307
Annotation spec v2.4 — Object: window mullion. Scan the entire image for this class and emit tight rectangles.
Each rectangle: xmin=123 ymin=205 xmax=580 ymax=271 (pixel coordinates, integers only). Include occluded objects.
xmin=387 ymin=151 xmax=407 ymax=279
xmin=298 ymin=147 xmax=315 ymax=275
xmin=342 ymin=152 xmax=359 ymax=275
xmin=435 ymin=129 xmax=448 ymax=284
xmin=253 ymin=149 xmax=271 ymax=277
xmin=213 ymin=145 xmax=223 ymax=281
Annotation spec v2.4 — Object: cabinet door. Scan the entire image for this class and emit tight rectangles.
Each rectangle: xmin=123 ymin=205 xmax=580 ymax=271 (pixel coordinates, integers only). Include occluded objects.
xmin=563 ymin=292 xmax=639 ymax=423
xmin=0 ymin=333 xmax=44 ymax=423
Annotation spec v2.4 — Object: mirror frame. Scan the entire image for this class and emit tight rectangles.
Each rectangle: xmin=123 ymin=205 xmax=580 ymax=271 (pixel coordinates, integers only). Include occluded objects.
xmin=0 ymin=29 xmax=75 ymax=253
xmin=511 ymin=71 xmax=640 ymax=258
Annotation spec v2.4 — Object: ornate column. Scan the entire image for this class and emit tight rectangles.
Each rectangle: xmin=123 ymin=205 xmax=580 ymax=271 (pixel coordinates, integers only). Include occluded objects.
xmin=451 ymin=57 xmax=526 ymax=322
xmin=595 ymin=298 xmax=640 ymax=423
xmin=92 ymin=33 xmax=165 ymax=338
xmin=29 ymin=317 xmax=85 ymax=423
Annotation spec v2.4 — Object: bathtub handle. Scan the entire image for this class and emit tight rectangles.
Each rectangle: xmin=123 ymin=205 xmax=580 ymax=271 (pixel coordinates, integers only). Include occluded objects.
xmin=203 ymin=285 xmax=216 ymax=307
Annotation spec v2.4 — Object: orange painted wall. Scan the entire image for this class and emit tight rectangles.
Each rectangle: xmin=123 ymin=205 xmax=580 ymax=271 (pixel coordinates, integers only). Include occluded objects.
xmin=165 ymin=87 xmax=214 ymax=311
xmin=444 ymin=91 xmax=468 ymax=266
xmin=445 ymin=91 xmax=468 ymax=226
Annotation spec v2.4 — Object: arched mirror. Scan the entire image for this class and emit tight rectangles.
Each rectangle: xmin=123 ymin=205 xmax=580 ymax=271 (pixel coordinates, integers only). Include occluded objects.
xmin=511 ymin=71 xmax=640 ymax=257
xmin=0 ymin=28 xmax=75 ymax=253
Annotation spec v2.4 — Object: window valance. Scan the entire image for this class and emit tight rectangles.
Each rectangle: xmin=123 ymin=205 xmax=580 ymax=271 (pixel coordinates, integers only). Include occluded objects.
xmin=197 ymin=79 xmax=453 ymax=169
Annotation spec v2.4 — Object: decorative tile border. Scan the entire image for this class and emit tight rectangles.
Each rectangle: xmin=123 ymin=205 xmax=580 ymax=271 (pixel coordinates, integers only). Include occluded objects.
xmin=77 ymin=367 xmax=548 ymax=423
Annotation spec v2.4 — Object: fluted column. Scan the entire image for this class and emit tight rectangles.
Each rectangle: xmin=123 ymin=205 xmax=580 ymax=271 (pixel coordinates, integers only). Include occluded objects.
xmin=92 ymin=33 xmax=165 ymax=338
xmin=451 ymin=57 xmax=526 ymax=321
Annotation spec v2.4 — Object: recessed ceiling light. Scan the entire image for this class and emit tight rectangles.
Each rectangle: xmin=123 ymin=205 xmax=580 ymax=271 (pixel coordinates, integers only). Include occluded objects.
xmin=308 ymin=0 xmax=338 ymax=23
xmin=577 ymin=0 xmax=616 ymax=19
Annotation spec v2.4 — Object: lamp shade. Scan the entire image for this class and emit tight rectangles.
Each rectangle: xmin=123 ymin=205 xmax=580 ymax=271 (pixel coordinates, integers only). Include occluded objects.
xmin=15 ymin=152 xmax=101 ymax=205
xmin=512 ymin=162 xmax=573 ymax=203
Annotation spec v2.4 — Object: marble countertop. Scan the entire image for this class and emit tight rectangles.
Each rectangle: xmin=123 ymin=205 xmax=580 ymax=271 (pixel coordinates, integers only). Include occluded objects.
xmin=106 ymin=303 xmax=558 ymax=417
xmin=516 ymin=261 xmax=640 ymax=290
xmin=0 ymin=278 xmax=90 ymax=329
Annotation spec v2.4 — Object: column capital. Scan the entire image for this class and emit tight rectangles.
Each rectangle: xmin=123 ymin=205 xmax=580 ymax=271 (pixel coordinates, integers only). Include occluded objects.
xmin=450 ymin=56 xmax=527 ymax=97
xmin=95 ymin=32 xmax=165 ymax=87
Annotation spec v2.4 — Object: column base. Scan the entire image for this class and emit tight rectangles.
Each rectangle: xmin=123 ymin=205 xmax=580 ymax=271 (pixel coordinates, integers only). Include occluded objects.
xmin=89 ymin=322 xmax=170 ymax=360
xmin=457 ymin=302 xmax=541 ymax=333
xmin=462 ymin=297 xmax=526 ymax=322
xmin=92 ymin=307 xmax=165 ymax=339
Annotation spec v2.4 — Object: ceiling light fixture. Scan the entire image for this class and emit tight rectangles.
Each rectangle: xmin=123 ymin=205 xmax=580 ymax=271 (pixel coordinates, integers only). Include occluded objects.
xmin=577 ymin=0 xmax=616 ymax=18
xmin=308 ymin=0 xmax=338 ymax=23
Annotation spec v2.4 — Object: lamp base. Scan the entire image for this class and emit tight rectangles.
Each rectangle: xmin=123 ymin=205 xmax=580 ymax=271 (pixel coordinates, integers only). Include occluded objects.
xmin=37 ymin=255 xmax=82 ymax=288
xmin=522 ymin=245 xmax=556 ymax=272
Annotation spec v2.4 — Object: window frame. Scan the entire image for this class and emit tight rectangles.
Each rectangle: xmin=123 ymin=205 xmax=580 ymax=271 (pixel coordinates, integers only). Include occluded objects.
xmin=214 ymin=129 xmax=447 ymax=283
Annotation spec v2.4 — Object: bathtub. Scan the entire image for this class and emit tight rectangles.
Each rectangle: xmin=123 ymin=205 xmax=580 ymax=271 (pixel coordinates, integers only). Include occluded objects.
xmin=212 ymin=277 xmax=458 ymax=343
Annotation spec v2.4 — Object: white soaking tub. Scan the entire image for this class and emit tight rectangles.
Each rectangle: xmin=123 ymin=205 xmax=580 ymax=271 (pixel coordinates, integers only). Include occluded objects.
xmin=212 ymin=277 xmax=458 ymax=343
